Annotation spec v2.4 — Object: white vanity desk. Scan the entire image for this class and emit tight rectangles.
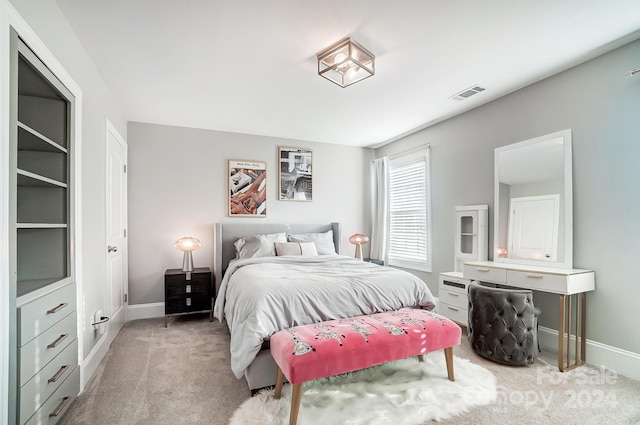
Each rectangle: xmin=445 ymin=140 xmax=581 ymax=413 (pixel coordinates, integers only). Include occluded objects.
xmin=464 ymin=261 xmax=595 ymax=372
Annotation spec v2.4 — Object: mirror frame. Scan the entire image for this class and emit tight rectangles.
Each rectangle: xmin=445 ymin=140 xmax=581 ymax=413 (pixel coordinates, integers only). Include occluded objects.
xmin=493 ymin=129 xmax=573 ymax=269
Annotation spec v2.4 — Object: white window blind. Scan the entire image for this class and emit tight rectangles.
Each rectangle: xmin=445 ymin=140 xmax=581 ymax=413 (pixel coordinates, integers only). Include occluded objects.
xmin=388 ymin=148 xmax=431 ymax=271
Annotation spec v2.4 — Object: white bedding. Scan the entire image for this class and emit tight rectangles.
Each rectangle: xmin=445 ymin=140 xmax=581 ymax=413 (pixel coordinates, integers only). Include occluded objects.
xmin=213 ymin=255 xmax=436 ymax=378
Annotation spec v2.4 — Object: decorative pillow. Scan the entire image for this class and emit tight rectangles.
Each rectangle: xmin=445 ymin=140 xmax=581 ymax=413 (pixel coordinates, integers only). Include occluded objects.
xmin=288 ymin=230 xmax=336 ymax=255
xmin=275 ymin=242 xmax=318 ymax=257
xmin=234 ymin=232 xmax=287 ymax=259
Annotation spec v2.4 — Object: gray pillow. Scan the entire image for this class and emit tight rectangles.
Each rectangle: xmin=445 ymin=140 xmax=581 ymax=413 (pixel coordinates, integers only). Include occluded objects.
xmin=288 ymin=230 xmax=336 ymax=255
xmin=234 ymin=232 xmax=287 ymax=259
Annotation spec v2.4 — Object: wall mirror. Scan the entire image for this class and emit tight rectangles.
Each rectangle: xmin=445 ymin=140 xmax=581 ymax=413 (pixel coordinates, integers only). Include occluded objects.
xmin=494 ymin=129 xmax=573 ymax=269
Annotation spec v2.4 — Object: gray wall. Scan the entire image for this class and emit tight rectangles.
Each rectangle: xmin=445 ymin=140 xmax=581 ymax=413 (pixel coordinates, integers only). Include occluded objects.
xmin=127 ymin=122 xmax=370 ymax=305
xmin=375 ymin=38 xmax=640 ymax=354
xmin=8 ymin=0 xmax=128 ymax=360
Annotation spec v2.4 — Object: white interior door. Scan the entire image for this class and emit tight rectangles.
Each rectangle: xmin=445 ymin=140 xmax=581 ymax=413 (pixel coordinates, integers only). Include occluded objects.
xmin=106 ymin=121 xmax=127 ymax=346
xmin=508 ymin=195 xmax=559 ymax=262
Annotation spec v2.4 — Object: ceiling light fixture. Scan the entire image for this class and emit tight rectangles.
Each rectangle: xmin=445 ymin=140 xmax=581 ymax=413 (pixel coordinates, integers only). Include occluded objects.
xmin=317 ymin=37 xmax=375 ymax=88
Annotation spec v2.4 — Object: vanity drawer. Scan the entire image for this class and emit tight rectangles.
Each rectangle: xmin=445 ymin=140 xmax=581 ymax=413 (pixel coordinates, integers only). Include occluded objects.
xmin=439 ymin=303 xmax=468 ymax=326
xmin=19 ymin=339 xmax=77 ymax=423
xmin=18 ymin=283 xmax=76 ymax=346
xmin=506 ymin=270 xmax=567 ymax=293
xmin=463 ymin=264 xmax=506 ymax=284
xmin=439 ymin=288 xmax=467 ymax=309
xmin=23 ymin=366 xmax=79 ymax=425
xmin=19 ymin=312 xmax=76 ymax=387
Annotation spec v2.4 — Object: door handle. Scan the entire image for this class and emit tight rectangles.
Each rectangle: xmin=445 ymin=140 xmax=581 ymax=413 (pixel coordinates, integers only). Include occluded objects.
xmin=108 ymin=245 xmax=118 ymax=253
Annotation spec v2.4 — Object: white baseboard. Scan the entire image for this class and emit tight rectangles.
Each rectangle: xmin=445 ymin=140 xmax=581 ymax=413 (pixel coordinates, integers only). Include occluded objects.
xmin=539 ymin=326 xmax=640 ymax=381
xmin=127 ymin=302 xmax=165 ymax=321
xmin=79 ymin=333 xmax=108 ymax=391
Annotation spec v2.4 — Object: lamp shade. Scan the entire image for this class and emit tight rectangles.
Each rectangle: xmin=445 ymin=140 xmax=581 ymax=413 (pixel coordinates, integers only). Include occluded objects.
xmin=175 ymin=237 xmax=202 ymax=252
xmin=317 ymin=37 xmax=375 ymax=88
xmin=349 ymin=233 xmax=369 ymax=245
xmin=175 ymin=237 xmax=201 ymax=272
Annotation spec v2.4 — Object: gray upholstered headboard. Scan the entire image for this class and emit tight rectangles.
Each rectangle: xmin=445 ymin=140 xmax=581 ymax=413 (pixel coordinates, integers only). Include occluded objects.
xmin=213 ymin=222 xmax=341 ymax=292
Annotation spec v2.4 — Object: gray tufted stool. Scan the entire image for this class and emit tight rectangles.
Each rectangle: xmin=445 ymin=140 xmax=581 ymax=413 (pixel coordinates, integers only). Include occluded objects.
xmin=467 ymin=281 xmax=539 ymax=365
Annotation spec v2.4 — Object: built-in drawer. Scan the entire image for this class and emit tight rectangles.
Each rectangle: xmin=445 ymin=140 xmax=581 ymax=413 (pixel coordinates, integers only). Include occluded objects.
xmin=18 ymin=283 xmax=76 ymax=346
xmin=439 ymin=288 xmax=467 ymax=309
xmin=506 ymin=270 xmax=567 ymax=294
xmin=439 ymin=303 xmax=468 ymax=326
xmin=19 ymin=339 xmax=77 ymax=424
xmin=464 ymin=264 xmax=507 ymax=284
xmin=19 ymin=312 xmax=76 ymax=387
xmin=23 ymin=366 xmax=79 ymax=425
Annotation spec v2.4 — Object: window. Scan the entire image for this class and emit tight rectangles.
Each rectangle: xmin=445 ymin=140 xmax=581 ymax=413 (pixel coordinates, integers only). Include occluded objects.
xmin=388 ymin=148 xmax=431 ymax=272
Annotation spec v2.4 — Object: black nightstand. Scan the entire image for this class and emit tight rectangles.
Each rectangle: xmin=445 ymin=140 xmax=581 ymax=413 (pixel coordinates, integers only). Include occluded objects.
xmin=164 ymin=267 xmax=214 ymax=327
xmin=364 ymin=258 xmax=384 ymax=266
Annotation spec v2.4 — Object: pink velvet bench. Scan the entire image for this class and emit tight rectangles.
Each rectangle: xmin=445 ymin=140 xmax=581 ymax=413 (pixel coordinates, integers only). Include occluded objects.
xmin=270 ymin=308 xmax=462 ymax=425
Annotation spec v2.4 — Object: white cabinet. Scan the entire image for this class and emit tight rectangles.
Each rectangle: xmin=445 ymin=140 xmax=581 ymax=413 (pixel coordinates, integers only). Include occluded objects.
xmin=9 ymin=32 xmax=79 ymax=424
xmin=439 ymin=205 xmax=488 ymax=327
xmin=454 ymin=205 xmax=488 ymax=272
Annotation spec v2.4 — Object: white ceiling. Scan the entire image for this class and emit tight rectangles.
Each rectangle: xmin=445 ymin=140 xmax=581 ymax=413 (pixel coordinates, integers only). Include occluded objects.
xmin=55 ymin=0 xmax=640 ymax=147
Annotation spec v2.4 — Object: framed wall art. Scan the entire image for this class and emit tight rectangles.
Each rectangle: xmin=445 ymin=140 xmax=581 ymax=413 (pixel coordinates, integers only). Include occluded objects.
xmin=228 ymin=160 xmax=267 ymax=217
xmin=278 ymin=147 xmax=312 ymax=201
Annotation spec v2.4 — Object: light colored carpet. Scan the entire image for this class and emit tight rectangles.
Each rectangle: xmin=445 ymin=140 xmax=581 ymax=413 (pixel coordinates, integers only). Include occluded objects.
xmin=230 ymin=355 xmax=496 ymax=425
xmin=60 ymin=315 xmax=640 ymax=425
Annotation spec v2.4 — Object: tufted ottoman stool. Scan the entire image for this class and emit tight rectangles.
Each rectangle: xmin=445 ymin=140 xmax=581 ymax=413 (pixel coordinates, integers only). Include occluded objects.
xmin=468 ymin=281 xmax=540 ymax=365
xmin=270 ymin=308 xmax=462 ymax=425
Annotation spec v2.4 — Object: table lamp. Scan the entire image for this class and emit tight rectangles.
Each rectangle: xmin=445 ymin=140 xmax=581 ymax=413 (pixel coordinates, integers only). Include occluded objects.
xmin=348 ymin=233 xmax=369 ymax=260
xmin=175 ymin=237 xmax=202 ymax=272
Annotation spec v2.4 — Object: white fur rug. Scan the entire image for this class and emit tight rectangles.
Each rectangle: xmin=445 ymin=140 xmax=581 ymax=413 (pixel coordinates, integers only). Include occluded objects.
xmin=229 ymin=354 xmax=496 ymax=425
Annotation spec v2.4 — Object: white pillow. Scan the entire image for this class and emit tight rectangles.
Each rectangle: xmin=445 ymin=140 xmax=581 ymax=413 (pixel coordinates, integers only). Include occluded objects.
xmin=234 ymin=232 xmax=287 ymax=259
xmin=275 ymin=242 xmax=318 ymax=256
xmin=288 ymin=230 xmax=336 ymax=255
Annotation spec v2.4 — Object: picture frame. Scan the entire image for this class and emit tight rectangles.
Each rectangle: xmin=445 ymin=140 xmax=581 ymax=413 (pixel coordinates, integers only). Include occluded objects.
xmin=228 ymin=159 xmax=267 ymax=217
xmin=278 ymin=147 xmax=313 ymax=201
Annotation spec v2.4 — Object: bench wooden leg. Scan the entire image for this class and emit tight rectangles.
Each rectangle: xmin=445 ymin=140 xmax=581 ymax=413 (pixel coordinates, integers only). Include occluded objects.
xmin=275 ymin=366 xmax=284 ymax=399
xmin=289 ymin=383 xmax=303 ymax=425
xmin=444 ymin=347 xmax=454 ymax=381
xmin=417 ymin=354 xmax=424 ymax=362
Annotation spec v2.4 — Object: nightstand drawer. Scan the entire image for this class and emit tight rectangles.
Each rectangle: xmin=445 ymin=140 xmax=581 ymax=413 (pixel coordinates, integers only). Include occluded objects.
xmin=165 ymin=279 xmax=211 ymax=298
xmin=165 ymin=296 xmax=211 ymax=314
xmin=19 ymin=339 xmax=77 ymax=422
xmin=19 ymin=312 xmax=76 ymax=387
xmin=18 ymin=283 xmax=76 ymax=346
xmin=463 ymin=264 xmax=506 ymax=284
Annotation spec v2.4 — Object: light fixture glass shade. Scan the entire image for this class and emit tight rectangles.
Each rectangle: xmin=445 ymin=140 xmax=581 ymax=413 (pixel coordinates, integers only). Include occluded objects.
xmin=317 ymin=37 xmax=375 ymax=88
xmin=349 ymin=233 xmax=370 ymax=260
xmin=175 ymin=237 xmax=201 ymax=272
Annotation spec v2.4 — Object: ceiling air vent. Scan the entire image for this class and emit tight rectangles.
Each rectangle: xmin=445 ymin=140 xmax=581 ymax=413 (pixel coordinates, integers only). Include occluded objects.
xmin=449 ymin=85 xmax=486 ymax=101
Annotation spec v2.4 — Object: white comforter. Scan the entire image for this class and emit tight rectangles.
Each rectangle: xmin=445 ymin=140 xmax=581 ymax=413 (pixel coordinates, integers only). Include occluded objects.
xmin=213 ymin=255 xmax=436 ymax=378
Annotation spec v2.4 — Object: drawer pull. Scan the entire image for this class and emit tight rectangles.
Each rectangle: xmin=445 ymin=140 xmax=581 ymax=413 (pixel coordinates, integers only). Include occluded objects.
xmin=47 ymin=303 xmax=68 ymax=315
xmin=447 ymin=306 xmax=459 ymax=311
xmin=526 ymin=274 xmax=544 ymax=279
xmin=47 ymin=334 xmax=69 ymax=349
xmin=49 ymin=396 xmax=72 ymax=418
xmin=476 ymin=268 xmax=490 ymax=272
xmin=186 ymin=298 xmax=191 ymax=306
xmin=48 ymin=364 xmax=70 ymax=383
xmin=186 ymin=284 xmax=191 ymax=293
xmin=447 ymin=292 xmax=459 ymax=297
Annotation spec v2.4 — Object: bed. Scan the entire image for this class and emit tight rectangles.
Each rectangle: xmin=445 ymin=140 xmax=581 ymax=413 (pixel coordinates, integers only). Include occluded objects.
xmin=213 ymin=222 xmax=437 ymax=391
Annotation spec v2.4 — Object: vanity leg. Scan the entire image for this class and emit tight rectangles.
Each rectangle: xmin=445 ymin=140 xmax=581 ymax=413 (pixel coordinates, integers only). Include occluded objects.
xmin=558 ymin=295 xmax=566 ymax=371
xmin=558 ymin=293 xmax=587 ymax=372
